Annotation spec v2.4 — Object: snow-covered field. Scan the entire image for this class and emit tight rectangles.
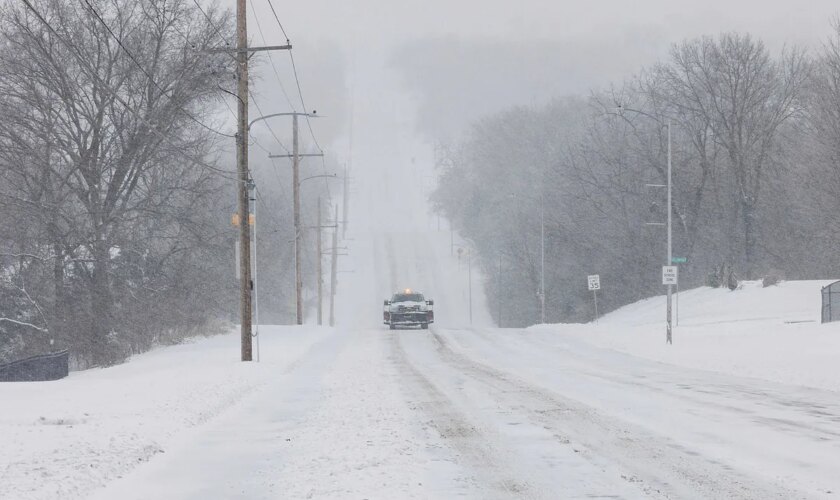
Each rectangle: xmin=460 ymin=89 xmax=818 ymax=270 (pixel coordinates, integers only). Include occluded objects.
xmin=532 ymin=280 xmax=840 ymax=392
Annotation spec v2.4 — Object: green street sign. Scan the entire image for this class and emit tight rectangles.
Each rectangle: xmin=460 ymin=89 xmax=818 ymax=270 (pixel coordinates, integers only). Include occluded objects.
xmin=671 ymin=257 xmax=687 ymax=264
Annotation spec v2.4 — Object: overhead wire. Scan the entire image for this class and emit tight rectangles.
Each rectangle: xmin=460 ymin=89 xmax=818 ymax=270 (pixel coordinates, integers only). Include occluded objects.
xmin=20 ymin=0 xmax=241 ymax=182
xmin=264 ymin=0 xmax=289 ymax=42
xmin=164 ymin=16 xmax=238 ymax=126
xmin=248 ymin=0 xmax=296 ymax=112
xmin=188 ymin=0 xmax=332 ymax=204
xmin=261 ymin=0 xmax=332 ymax=201
xmin=190 ymin=0 xmax=230 ymax=49
xmin=288 ymin=50 xmax=324 ymax=154
xmin=190 ymin=0 xmax=292 ymax=155
xmin=79 ymin=0 xmax=235 ymax=139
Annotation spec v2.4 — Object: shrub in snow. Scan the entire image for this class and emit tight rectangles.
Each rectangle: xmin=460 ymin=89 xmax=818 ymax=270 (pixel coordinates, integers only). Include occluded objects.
xmin=726 ymin=268 xmax=740 ymax=291
xmin=762 ymin=269 xmax=785 ymax=287
xmin=707 ymin=263 xmax=739 ymax=290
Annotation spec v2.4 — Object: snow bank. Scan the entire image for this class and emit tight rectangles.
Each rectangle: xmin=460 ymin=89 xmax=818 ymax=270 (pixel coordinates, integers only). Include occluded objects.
xmin=531 ymin=280 xmax=840 ymax=392
xmin=0 ymin=326 xmax=330 ymax=500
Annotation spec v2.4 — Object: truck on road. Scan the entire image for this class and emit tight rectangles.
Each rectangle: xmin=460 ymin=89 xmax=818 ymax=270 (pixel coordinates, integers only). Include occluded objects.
xmin=384 ymin=290 xmax=434 ymax=330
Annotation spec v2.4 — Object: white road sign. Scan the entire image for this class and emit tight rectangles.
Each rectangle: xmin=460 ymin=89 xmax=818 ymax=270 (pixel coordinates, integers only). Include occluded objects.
xmin=662 ymin=266 xmax=678 ymax=285
xmin=587 ymin=274 xmax=601 ymax=291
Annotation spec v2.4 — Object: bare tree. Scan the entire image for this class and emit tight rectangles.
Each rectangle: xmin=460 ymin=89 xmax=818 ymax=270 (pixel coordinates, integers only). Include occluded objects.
xmin=660 ymin=33 xmax=808 ymax=278
xmin=0 ymin=0 xmax=235 ymax=365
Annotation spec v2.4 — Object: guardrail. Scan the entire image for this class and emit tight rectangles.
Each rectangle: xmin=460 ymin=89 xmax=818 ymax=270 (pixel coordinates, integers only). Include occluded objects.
xmin=0 ymin=350 xmax=69 ymax=382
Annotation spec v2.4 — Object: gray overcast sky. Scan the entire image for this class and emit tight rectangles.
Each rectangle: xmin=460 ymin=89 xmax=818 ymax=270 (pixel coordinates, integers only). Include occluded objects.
xmin=229 ymin=0 xmax=840 ymax=164
xmin=251 ymin=0 xmax=837 ymax=48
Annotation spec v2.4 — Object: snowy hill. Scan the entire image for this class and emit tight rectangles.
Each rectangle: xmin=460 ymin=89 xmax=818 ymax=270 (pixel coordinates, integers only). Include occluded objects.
xmin=533 ymin=280 xmax=840 ymax=392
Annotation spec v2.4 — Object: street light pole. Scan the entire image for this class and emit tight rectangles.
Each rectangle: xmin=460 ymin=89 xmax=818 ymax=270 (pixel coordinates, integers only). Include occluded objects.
xmin=296 ymin=174 xmax=337 ymax=326
xmin=540 ymin=201 xmax=545 ymax=324
xmin=468 ymin=249 xmax=473 ymax=325
xmin=666 ymin=119 xmax=673 ymax=344
xmin=292 ymin=114 xmax=303 ymax=325
xmin=253 ymin=111 xmax=319 ymax=326
xmin=614 ymin=105 xmax=675 ymax=345
xmin=316 ymin=197 xmax=322 ymax=326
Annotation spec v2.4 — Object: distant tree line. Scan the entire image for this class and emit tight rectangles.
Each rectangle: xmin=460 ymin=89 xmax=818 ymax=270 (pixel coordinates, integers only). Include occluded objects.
xmin=433 ymin=26 xmax=840 ymax=326
xmin=0 ymin=0 xmax=319 ymax=366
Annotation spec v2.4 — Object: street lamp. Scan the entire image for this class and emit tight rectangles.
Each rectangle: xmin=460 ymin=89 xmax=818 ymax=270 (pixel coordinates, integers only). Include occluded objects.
xmin=507 ymin=192 xmax=546 ymax=325
xmin=297 ymin=174 xmax=337 ymax=325
xmin=250 ymin=111 xmax=321 ymax=325
xmin=539 ymin=199 xmax=545 ymax=324
xmin=614 ymin=105 xmax=674 ymax=344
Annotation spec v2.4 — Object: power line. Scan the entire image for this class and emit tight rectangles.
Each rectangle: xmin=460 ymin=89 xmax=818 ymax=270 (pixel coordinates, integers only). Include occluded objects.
xmin=190 ymin=0 xmax=231 ymax=49
xmin=259 ymin=0 xmax=324 ymax=155
xmin=264 ymin=0 xmax=290 ymax=42
xmin=161 ymin=17 xmax=239 ymax=127
xmin=250 ymin=93 xmax=291 ymax=154
xmin=190 ymin=0 xmax=292 ymax=154
xmin=288 ymin=50 xmax=324 ymax=153
xmin=20 ymin=0 xmax=241 ymax=182
xmin=248 ymin=0 xmax=296 ymax=112
xmin=261 ymin=5 xmax=330 ymax=199
xmin=254 ymin=185 xmax=284 ymax=233
xmin=79 ymin=0 xmax=235 ymax=139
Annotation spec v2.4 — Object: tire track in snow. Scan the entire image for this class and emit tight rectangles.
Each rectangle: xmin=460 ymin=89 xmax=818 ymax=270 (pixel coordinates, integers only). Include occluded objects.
xmin=427 ymin=329 xmax=806 ymax=500
xmin=381 ymin=231 xmax=543 ymax=498
xmin=470 ymin=327 xmax=840 ymax=445
xmin=390 ymin=331 xmax=541 ymax=499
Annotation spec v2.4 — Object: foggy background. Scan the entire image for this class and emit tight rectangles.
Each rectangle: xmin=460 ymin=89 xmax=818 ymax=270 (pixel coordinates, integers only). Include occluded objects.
xmin=235 ymin=0 xmax=840 ymax=144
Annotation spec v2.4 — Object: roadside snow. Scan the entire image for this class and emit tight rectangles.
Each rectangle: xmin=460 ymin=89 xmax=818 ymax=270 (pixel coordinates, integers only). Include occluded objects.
xmin=0 ymin=327 xmax=330 ymax=500
xmin=531 ymin=280 xmax=840 ymax=392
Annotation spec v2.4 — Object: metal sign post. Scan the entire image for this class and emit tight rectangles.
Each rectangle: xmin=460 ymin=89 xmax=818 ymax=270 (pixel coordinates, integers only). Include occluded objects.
xmin=588 ymin=275 xmax=600 ymax=322
xmin=662 ymin=266 xmax=678 ymax=343
xmin=670 ymin=258 xmax=685 ymax=325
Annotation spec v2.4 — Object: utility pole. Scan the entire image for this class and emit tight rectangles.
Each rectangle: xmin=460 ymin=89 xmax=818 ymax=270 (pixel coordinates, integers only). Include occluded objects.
xmin=235 ymin=0 xmax=252 ymax=361
xmin=219 ymin=8 xmax=291 ymax=361
xmin=329 ymin=204 xmax=339 ymax=327
xmin=265 ymin=116 xmax=322 ymax=326
xmin=316 ymin=197 xmax=323 ymax=325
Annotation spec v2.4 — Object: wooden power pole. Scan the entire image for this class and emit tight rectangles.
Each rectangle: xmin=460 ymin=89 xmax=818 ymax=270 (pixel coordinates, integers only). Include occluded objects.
xmin=227 ymin=4 xmax=292 ymax=359
xmin=266 ymin=117 xmax=322 ymax=327
xmin=329 ymin=204 xmax=339 ymax=327
xmin=235 ymin=0 xmax=252 ymax=361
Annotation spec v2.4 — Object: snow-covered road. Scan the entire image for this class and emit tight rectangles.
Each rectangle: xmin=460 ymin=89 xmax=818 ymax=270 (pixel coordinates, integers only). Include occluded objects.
xmin=86 ymin=324 xmax=838 ymax=498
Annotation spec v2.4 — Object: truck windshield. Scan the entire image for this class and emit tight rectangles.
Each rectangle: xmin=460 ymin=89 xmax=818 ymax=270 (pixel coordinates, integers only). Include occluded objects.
xmin=392 ymin=293 xmax=424 ymax=302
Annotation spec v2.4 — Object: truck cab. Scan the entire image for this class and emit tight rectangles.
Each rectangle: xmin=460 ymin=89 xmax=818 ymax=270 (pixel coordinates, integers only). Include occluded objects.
xmin=383 ymin=289 xmax=434 ymax=330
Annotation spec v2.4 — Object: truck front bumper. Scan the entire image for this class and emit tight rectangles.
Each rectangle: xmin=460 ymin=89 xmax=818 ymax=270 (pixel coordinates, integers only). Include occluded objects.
xmin=385 ymin=312 xmax=433 ymax=326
